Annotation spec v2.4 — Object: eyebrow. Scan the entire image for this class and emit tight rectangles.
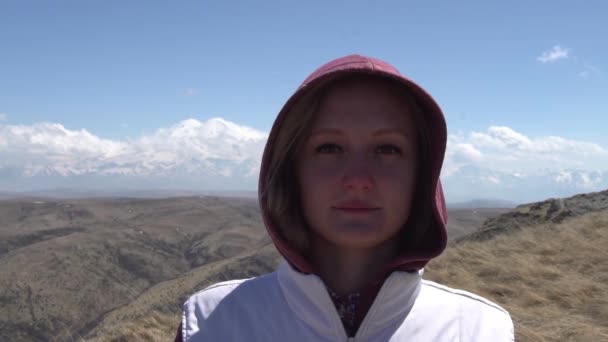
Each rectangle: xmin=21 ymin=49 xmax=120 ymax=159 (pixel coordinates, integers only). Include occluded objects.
xmin=309 ymin=128 xmax=409 ymax=138
xmin=309 ymin=128 xmax=344 ymax=137
xmin=371 ymin=128 xmax=409 ymax=138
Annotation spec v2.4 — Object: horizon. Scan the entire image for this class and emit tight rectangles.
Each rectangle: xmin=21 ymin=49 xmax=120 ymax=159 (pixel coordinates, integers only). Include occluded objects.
xmin=2 ymin=185 xmax=589 ymax=208
xmin=1 ymin=1 xmax=607 ymax=203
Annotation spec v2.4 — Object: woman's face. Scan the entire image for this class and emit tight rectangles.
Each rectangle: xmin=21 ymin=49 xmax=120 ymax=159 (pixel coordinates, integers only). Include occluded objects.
xmin=296 ymin=79 xmax=419 ymax=250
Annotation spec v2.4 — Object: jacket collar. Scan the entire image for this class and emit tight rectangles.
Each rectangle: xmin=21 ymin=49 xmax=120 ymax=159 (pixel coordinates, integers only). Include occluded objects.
xmin=276 ymin=259 xmax=422 ymax=340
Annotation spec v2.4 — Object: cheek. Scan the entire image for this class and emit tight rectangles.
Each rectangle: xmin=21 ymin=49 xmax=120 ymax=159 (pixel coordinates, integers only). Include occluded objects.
xmin=299 ymin=161 xmax=342 ymax=189
xmin=378 ymin=161 xmax=416 ymax=186
xmin=297 ymin=162 xmax=340 ymax=218
xmin=378 ymin=163 xmax=417 ymax=209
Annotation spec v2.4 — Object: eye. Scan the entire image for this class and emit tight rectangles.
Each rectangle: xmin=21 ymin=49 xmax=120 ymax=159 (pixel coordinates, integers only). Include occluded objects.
xmin=375 ymin=144 xmax=401 ymax=155
xmin=315 ymin=143 xmax=343 ymax=154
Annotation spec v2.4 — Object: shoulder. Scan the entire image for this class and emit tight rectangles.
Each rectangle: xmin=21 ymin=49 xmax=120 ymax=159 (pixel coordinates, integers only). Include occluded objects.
xmin=419 ymin=279 xmax=514 ymax=340
xmin=421 ymin=279 xmax=510 ymax=316
xmin=181 ymin=272 xmax=282 ymax=340
xmin=183 ymin=273 xmax=275 ymax=319
xmin=188 ymin=278 xmax=252 ymax=300
xmin=184 ymin=278 xmax=249 ymax=310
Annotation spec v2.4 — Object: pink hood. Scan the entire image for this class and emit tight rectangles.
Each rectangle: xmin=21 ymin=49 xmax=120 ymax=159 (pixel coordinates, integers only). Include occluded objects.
xmin=259 ymin=54 xmax=448 ymax=274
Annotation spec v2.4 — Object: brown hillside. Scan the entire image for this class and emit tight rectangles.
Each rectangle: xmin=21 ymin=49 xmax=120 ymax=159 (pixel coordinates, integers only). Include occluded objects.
xmin=0 ymin=196 xmax=269 ymax=342
xmin=426 ymin=209 xmax=608 ymax=341
xmin=460 ymin=190 xmax=608 ymax=242
xmin=86 ymin=191 xmax=608 ymax=342
xmin=0 ymin=195 xmax=497 ymax=342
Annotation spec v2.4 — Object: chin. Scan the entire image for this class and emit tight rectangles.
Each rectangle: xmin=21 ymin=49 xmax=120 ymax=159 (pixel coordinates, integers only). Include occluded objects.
xmin=321 ymin=224 xmax=397 ymax=250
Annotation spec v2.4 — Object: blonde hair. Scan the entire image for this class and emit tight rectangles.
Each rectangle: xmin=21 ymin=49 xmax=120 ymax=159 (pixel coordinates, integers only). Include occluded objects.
xmin=261 ymin=74 xmax=433 ymax=256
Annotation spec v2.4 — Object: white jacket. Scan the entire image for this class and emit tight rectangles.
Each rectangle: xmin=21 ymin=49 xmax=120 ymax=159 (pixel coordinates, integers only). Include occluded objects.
xmin=181 ymin=259 xmax=514 ymax=341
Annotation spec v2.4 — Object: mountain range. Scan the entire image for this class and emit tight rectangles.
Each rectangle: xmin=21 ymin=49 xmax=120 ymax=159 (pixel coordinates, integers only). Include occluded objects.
xmin=2 ymin=118 xmax=607 ymax=203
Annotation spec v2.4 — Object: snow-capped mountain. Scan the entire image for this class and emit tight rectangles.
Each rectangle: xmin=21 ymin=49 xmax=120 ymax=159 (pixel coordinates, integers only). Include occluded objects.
xmin=0 ymin=118 xmax=267 ymax=192
xmin=1 ymin=118 xmax=607 ymax=202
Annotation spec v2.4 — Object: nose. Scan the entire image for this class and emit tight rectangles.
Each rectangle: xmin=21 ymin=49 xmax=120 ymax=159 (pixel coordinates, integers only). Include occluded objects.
xmin=342 ymin=154 xmax=374 ymax=191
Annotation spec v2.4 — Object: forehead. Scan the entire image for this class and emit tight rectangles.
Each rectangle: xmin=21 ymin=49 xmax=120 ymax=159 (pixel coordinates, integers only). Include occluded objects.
xmin=311 ymin=78 xmax=417 ymax=133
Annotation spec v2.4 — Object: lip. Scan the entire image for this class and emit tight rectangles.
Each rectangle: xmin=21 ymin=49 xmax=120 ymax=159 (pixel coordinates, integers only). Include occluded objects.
xmin=333 ymin=208 xmax=380 ymax=215
xmin=332 ymin=200 xmax=380 ymax=210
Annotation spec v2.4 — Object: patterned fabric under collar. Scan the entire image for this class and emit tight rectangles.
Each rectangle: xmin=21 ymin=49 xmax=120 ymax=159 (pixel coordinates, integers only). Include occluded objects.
xmin=327 ymin=288 xmax=361 ymax=337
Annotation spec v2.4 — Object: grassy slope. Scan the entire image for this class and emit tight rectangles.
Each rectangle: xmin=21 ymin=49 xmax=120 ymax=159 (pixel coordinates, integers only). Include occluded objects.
xmin=0 ymin=197 xmax=268 ymax=342
xmin=0 ymin=196 xmax=493 ymax=342
xmin=93 ymin=210 xmax=608 ymax=342
xmin=426 ymin=210 xmax=608 ymax=341
xmin=5 ymin=193 xmax=604 ymax=341
xmin=85 ymin=242 xmax=280 ymax=340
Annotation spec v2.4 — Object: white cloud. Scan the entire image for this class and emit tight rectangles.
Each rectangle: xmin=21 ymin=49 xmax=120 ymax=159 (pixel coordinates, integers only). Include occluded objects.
xmin=0 ymin=118 xmax=268 ymax=181
xmin=451 ymin=143 xmax=483 ymax=163
xmin=1 ymin=119 xmax=606 ymax=201
xmin=553 ymin=170 xmax=572 ymax=184
xmin=537 ymin=45 xmax=570 ymax=63
xmin=184 ymin=88 xmax=198 ymax=96
xmin=442 ymin=127 xmax=608 ymax=203
xmin=2 ymin=122 xmax=127 ymax=157
xmin=132 ymin=118 xmax=267 ymax=167
xmin=444 ymin=126 xmax=608 ymax=177
xmin=0 ymin=113 xmax=7 ymax=121
xmin=6 ymin=121 xmax=602 ymax=177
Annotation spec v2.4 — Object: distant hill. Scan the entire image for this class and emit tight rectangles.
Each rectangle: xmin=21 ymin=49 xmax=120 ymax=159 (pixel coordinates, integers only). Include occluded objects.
xmin=0 ymin=188 xmax=258 ymax=199
xmin=448 ymin=198 xmax=518 ymax=209
xmin=460 ymin=189 xmax=608 ymax=242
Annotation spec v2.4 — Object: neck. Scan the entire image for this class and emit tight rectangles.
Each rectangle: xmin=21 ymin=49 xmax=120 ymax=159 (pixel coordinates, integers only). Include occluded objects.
xmin=309 ymin=235 xmax=400 ymax=296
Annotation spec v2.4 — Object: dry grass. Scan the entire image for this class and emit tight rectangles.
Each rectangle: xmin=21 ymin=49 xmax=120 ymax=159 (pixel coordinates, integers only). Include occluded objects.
xmin=85 ymin=312 xmax=178 ymax=342
xmin=95 ymin=211 xmax=608 ymax=341
xmin=0 ymin=197 xmax=269 ymax=342
xmin=425 ymin=210 xmax=608 ymax=341
xmin=89 ymin=211 xmax=608 ymax=342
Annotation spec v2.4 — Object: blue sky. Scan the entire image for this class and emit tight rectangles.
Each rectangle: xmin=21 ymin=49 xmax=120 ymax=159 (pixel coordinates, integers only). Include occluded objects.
xmin=2 ymin=0 xmax=607 ymax=140
xmin=1 ymin=1 xmax=607 ymax=201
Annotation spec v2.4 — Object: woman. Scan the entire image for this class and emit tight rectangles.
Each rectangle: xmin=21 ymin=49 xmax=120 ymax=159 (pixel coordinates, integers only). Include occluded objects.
xmin=176 ymin=55 xmax=514 ymax=341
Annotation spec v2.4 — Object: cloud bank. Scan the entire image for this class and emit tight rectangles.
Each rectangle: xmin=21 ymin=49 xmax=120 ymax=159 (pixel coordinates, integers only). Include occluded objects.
xmin=444 ymin=126 xmax=607 ymax=175
xmin=1 ymin=118 xmax=606 ymax=203
xmin=0 ymin=118 xmax=266 ymax=190
xmin=443 ymin=126 xmax=608 ymax=202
